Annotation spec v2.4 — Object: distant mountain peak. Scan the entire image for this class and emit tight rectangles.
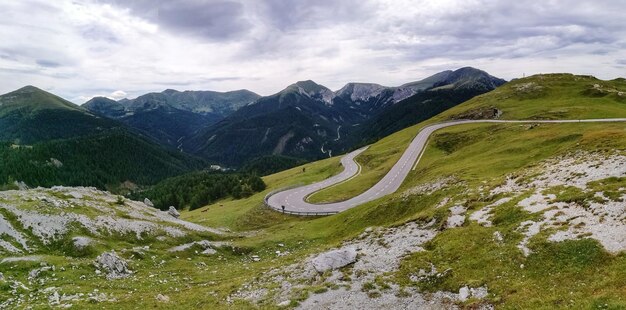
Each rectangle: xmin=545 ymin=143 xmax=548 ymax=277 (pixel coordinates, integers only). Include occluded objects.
xmin=15 ymin=85 xmax=42 ymax=93
xmin=336 ymin=83 xmax=387 ymax=102
xmin=283 ymin=80 xmax=336 ymax=105
xmin=437 ymin=67 xmax=507 ymax=90
xmin=83 ymin=96 xmax=127 ymax=118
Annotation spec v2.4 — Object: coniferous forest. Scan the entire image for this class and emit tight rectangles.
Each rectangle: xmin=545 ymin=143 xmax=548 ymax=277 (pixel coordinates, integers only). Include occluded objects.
xmin=132 ymin=171 xmax=265 ymax=211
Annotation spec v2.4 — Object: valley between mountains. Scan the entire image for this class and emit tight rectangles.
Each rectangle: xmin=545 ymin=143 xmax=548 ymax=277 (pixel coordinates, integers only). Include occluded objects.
xmin=1 ymin=73 xmax=626 ymax=309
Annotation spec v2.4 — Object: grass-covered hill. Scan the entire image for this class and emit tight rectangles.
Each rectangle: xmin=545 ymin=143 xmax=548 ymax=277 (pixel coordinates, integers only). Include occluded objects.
xmin=0 ymin=129 xmax=206 ymax=191
xmin=0 ymin=86 xmax=121 ymax=144
xmin=2 ymin=73 xmax=625 ymax=309
xmin=442 ymin=73 xmax=626 ymax=120
xmin=307 ymin=73 xmax=626 ymax=203
xmin=179 ymin=73 xmax=626 ymax=308
xmin=0 ymin=86 xmax=207 ymax=191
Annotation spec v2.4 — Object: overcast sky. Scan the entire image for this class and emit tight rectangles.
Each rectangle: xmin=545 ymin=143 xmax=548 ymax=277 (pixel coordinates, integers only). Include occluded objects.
xmin=1 ymin=0 xmax=625 ymax=103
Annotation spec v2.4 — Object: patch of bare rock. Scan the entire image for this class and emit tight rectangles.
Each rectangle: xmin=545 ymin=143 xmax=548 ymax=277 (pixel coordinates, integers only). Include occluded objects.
xmin=230 ymin=221 xmax=493 ymax=309
xmin=474 ymin=151 xmax=626 ymax=255
xmin=93 ymin=251 xmax=133 ymax=279
xmin=0 ymin=186 xmax=224 ymax=254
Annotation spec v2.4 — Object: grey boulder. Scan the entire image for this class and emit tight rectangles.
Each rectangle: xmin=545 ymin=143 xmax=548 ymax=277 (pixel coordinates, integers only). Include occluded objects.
xmin=311 ymin=247 xmax=357 ymax=273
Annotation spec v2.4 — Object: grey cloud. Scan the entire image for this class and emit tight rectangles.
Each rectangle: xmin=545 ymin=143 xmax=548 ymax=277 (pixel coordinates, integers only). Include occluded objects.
xmin=100 ymin=0 xmax=251 ymax=40
xmin=368 ymin=1 xmax=626 ymax=63
xmin=255 ymin=0 xmax=375 ymax=31
xmin=81 ymin=24 xmax=120 ymax=43
xmin=36 ymin=59 xmax=61 ymax=68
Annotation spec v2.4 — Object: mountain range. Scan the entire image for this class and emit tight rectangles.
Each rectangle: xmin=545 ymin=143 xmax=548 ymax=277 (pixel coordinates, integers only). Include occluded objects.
xmin=0 ymin=86 xmax=205 ymax=190
xmin=185 ymin=67 xmax=505 ymax=165
xmin=0 ymin=67 xmax=505 ymax=190
xmin=84 ymin=89 xmax=260 ymax=149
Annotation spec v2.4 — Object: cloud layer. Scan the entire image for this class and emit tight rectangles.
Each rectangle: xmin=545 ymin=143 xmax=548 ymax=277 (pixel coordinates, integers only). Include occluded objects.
xmin=0 ymin=0 xmax=624 ymax=102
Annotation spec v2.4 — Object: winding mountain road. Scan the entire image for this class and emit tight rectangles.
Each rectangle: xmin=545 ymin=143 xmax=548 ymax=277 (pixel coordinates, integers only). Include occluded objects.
xmin=266 ymin=118 xmax=626 ymax=215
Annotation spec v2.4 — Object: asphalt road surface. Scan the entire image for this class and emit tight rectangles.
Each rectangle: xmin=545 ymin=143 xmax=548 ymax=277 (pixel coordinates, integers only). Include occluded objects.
xmin=266 ymin=118 xmax=626 ymax=215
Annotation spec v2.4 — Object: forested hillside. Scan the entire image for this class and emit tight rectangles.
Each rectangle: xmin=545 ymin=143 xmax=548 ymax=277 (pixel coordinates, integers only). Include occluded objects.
xmin=0 ymin=130 xmax=206 ymax=190
xmin=134 ymin=171 xmax=265 ymax=210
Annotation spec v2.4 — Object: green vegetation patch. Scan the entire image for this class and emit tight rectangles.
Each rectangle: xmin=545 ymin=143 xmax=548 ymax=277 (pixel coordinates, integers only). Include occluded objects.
xmin=132 ymin=171 xmax=265 ymax=211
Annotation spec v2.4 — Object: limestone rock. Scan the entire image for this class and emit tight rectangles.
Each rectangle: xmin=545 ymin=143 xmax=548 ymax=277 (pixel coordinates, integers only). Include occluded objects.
xmin=144 ymin=198 xmax=154 ymax=207
xmin=72 ymin=236 xmax=92 ymax=250
xmin=446 ymin=214 xmax=466 ymax=228
xmin=94 ymin=251 xmax=132 ymax=279
xmin=156 ymin=294 xmax=170 ymax=302
xmin=311 ymin=247 xmax=357 ymax=273
xmin=167 ymin=206 xmax=180 ymax=218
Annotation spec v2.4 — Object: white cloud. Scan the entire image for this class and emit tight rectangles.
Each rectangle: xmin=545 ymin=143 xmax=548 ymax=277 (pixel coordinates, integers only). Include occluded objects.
xmin=0 ymin=0 xmax=624 ymax=103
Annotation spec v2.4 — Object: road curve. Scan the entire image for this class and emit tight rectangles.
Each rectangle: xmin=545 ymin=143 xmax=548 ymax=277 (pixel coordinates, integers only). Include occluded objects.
xmin=266 ymin=118 xmax=626 ymax=215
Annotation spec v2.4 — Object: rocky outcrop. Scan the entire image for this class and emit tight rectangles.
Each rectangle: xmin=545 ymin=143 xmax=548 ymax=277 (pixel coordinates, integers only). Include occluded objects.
xmin=72 ymin=236 xmax=92 ymax=250
xmin=167 ymin=206 xmax=180 ymax=218
xmin=94 ymin=251 xmax=132 ymax=279
xmin=451 ymin=106 xmax=502 ymax=120
xmin=310 ymin=248 xmax=357 ymax=273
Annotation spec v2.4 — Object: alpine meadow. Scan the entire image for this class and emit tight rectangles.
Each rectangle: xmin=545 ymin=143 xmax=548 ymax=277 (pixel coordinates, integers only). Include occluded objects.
xmin=1 ymin=1 xmax=626 ymax=309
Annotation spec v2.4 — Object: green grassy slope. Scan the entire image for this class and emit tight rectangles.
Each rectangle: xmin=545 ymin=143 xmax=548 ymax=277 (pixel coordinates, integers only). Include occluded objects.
xmin=441 ymin=73 xmax=626 ymax=120
xmin=173 ymin=73 xmax=626 ymax=308
xmin=307 ymin=73 xmax=626 ymax=203
xmin=179 ymin=121 xmax=626 ymax=309
xmin=0 ymin=86 xmax=119 ymax=144
xmin=4 ymin=74 xmax=626 ymax=309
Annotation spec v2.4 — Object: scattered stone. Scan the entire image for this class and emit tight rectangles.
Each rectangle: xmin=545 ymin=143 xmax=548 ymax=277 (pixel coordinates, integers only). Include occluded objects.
xmin=311 ymin=247 xmax=357 ymax=273
xmin=446 ymin=214 xmax=466 ymax=228
xmin=28 ymin=266 xmax=53 ymax=280
xmin=93 ymin=251 xmax=132 ymax=279
xmin=167 ymin=206 xmax=180 ymax=219
xmin=458 ymin=286 xmax=489 ymax=301
xmin=471 ymin=286 xmax=489 ymax=299
xmin=202 ymin=248 xmax=217 ymax=255
xmin=156 ymin=294 xmax=170 ymax=302
xmin=168 ymin=240 xmax=223 ymax=252
xmin=493 ymin=231 xmax=504 ymax=243
xmin=449 ymin=205 xmax=466 ymax=215
xmin=459 ymin=286 xmax=470 ymax=301
xmin=14 ymin=181 xmax=29 ymax=190
xmin=277 ymin=300 xmax=290 ymax=307
xmin=144 ymin=198 xmax=154 ymax=207
xmin=49 ymin=291 xmax=60 ymax=305
xmin=72 ymin=236 xmax=92 ymax=250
